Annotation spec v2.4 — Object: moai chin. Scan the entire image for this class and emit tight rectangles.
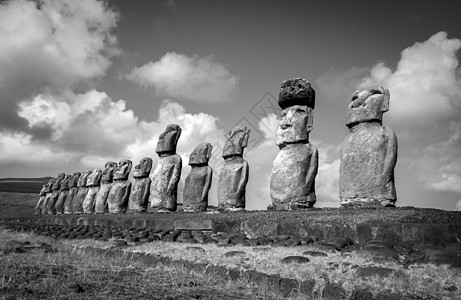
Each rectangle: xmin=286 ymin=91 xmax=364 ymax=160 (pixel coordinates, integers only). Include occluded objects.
xmin=42 ymin=178 xmax=55 ymax=215
xmin=95 ymin=162 xmax=117 ymax=213
xmin=339 ymin=86 xmax=397 ymax=207
xmin=149 ymin=124 xmax=182 ymax=212
xmin=46 ymin=173 xmax=65 ymax=214
xmin=83 ymin=168 xmax=103 ymax=214
xmin=128 ymin=157 xmax=153 ymax=213
xmin=269 ymin=78 xmax=319 ymax=210
xmin=72 ymin=170 xmax=92 ymax=214
xmin=183 ymin=143 xmax=213 ymax=212
xmin=64 ymin=172 xmax=80 ymax=214
xmin=107 ymin=159 xmax=132 ymax=213
xmin=34 ymin=184 xmax=47 ymax=215
xmin=55 ymin=174 xmax=71 ymax=214
xmin=217 ymin=126 xmax=250 ymax=211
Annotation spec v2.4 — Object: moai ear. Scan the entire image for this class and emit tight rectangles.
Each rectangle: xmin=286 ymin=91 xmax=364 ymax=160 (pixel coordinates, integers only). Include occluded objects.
xmin=307 ymin=108 xmax=314 ymax=131
xmin=206 ymin=144 xmax=213 ymax=159
xmin=242 ymin=128 xmax=251 ymax=148
xmin=381 ymin=88 xmax=390 ymax=112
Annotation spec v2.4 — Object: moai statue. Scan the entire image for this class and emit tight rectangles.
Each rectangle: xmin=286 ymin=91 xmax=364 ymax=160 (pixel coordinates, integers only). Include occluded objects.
xmin=83 ymin=168 xmax=103 ymax=213
xmin=269 ymin=78 xmax=318 ymax=210
xmin=128 ymin=157 xmax=153 ymax=213
xmin=34 ymin=184 xmax=47 ymax=215
xmin=64 ymin=172 xmax=80 ymax=214
xmin=149 ymin=124 xmax=182 ymax=212
xmin=54 ymin=174 xmax=71 ymax=214
xmin=339 ymin=87 xmax=397 ymax=207
xmin=217 ymin=126 xmax=250 ymax=211
xmin=183 ymin=143 xmax=213 ymax=212
xmin=46 ymin=173 xmax=65 ymax=214
xmin=107 ymin=159 xmax=132 ymax=213
xmin=95 ymin=162 xmax=117 ymax=213
xmin=41 ymin=178 xmax=55 ymax=215
xmin=72 ymin=170 xmax=92 ymax=214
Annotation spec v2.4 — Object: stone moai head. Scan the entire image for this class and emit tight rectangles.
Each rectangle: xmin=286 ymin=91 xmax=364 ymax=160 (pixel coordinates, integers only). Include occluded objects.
xmin=189 ymin=142 xmax=213 ymax=165
xmin=86 ymin=168 xmax=103 ymax=186
xmin=276 ymin=78 xmax=315 ymax=147
xmin=156 ymin=124 xmax=182 ymax=155
xmin=60 ymin=174 xmax=71 ymax=190
xmin=222 ymin=126 xmax=251 ymax=158
xmin=101 ymin=161 xmax=117 ymax=182
xmin=113 ymin=159 xmax=132 ymax=180
xmin=44 ymin=178 xmax=54 ymax=193
xmin=52 ymin=173 xmax=65 ymax=190
xmin=346 ymin=86 xmax=390 ymax=127
xmin=78 ymin=170 xmax=92 ymax=188
xmin=68 ymin=172 xmax=81 ymax=188
xmin=133 ymin=157 xmax=153 ymax=178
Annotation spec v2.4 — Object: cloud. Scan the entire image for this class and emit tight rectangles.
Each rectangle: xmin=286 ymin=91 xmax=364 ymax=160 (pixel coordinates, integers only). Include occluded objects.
xmin=456 ymin=200 xmax=461 ymax=211
xmin=127 ymin=52 xmax=238 ymax=103
xmin=0 ymin=0 xmax=118 ymax=133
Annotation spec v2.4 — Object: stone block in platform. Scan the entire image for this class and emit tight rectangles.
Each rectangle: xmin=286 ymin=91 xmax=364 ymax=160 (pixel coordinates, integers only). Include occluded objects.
xmin=174 ymin=219 xmax=214 ymax=231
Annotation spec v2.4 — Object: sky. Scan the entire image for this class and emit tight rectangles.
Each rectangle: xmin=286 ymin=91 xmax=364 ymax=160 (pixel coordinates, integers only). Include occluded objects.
xmin=1 ymin=0 xmax=461 ymax=211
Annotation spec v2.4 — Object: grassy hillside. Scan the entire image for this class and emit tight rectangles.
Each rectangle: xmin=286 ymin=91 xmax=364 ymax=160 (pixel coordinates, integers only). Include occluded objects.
xmin=0 ymin=192 xmax=37 ymax=218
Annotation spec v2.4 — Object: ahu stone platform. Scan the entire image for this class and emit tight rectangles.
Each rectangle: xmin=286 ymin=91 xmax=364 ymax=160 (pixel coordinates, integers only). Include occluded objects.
xmin=5 ymin=207 xmax=461 ymax=248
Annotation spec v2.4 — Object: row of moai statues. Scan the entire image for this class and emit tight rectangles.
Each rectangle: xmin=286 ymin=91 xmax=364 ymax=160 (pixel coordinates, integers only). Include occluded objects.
xmin=35 ymin=77 xmax=397 ymax=213
xmin=35 ymin=122 xmax=251 ymax=214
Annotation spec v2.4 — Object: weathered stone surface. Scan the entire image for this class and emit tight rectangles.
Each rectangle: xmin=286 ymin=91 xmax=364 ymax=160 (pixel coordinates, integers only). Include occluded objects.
xmin=340 ymin=87 xmax=397 ymax=207
xmin=183 ymin=143 xmax=213 ymax=212
xmin=55 ymin=174 xmax=71 ymax=214
xmin=34 ymin=184 xmax=47 ymax=215
xmin=82 ymin=168 xmax=102 ymax=214
xmin=128 ymin=157 xmax=152 ymax=213
xmin=46 ymin=173 xmax=65 ymax=214
xmin=217 ymin=126 xmax=250 ymax=210
xmin=270 ymin=78 xmax=318 ymax=210
xmin=150 ymin=124 xmax=182 ymax=212
xmin=356 ymin=266 xmax=396 ymax=277
xmin=94 ymin=162 xmax=117 ymax=214
xmin=281 ymin=256 xmax=310 ymax=264
xmin=241 ymin=220 xmax=278 ymax=239
xmin=108 ymin=160 xmax=132 ymax=214
xmin=174 ymin=219 xmax=213 ymax=231
xmin=72 ymin=170 xmax=92 ymax=214
xmin=64 ymin=172 xmax=80 ymax=214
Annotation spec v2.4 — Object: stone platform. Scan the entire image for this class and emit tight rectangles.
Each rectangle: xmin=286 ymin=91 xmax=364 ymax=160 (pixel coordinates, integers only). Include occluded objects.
xmin=5 ymin=207 xmax=461 ymax=248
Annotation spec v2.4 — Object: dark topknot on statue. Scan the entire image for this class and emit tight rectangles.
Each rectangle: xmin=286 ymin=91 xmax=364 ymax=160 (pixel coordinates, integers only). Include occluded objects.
xmin=278 ymin=78 xmax=315 ymax=109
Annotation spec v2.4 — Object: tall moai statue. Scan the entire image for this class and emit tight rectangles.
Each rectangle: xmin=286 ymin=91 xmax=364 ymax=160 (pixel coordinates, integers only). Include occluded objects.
xmin=183 ymin=143 xmax=213 ymax=212
xmin=34 ymin=184 xmax=47 ymax=215
xmin=107 ymin=159 xmax=132 ymax=213
xmin=149 ymin=124 xmax=182 ymax=212
xmin=46 ymin=173 xmax=65 ymax=214
xmin=269 ymin=78 xmax=318 ymax=210
xmin=42 ymin=178 xmax=54 ymax=214
xmin=72 ymin=170 xmax=92 ymax=214
xmin=339 ymin=87 xmax=397 ymax=207
xmin=95 ymin=162 xmax=117 ymax=213
xmin=217 ymin=126 xmax=250 ymax=211
xmin=55 ymin=174 xmax=71 ymax=214
xmin=83 ymin=168 xmax=103 ymax=213
xmin=64 ymin=172 xmax=80 ymax=214
xmin=128 ymin=157 xmax=153 ymax=213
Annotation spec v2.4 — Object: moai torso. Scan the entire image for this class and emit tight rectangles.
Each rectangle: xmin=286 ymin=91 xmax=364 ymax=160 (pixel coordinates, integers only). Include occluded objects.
xmin=55 ymin=174 xmax=71 ymax=214
xmin=64 ymin=172 xmax=80 ymax=214
xmin=83 ymin=168 xmax=103 ymax=213
xmin=42 ymin=179 xmax=54 ymax=214
xmin=129 ymin=157 xmax=153 ymax=213
xmin=107 ymin=159 xmax=132 ymax=213
xmin=269 ymin=78 xmax=318 ymax=210
xmin=72 ymin=170 xmax=92 ymax=214
xmin=47 ymin=173 xmax=65 ymax=214
xmin=95 ymin=162 xmax=117 ymax=213
xmin=339 ymin=87 xmax=397 ymax=207
xmin=149 ymin=124 xmax=182 ymax=212
xmin=34 ymin=184 xmax=48 ymax=215
xmin=183 ymin=143 xmax=213 ymax=212
xmin=217 ymin=126 xmax=250 ymax=211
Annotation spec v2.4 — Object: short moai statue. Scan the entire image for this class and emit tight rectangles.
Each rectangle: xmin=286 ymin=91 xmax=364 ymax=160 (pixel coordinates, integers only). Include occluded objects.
xmin=269 ymin=78 xmax=318 ymax=210
xmin=95 ymin=162 xmax=117 ymax=213
xmin=34 ymin=184 xmax=47 ymax=215
xmin=72 ymin=170 xmax=92 ymax=214
xmin=339 ymin=87 xmax=397 ymax=207
xmin=217 ymin=126 xmax=250 ymax=211
xmin=107 ymin=159 xmax=132 ymax=213
xmin=128 ymin=157 xmax=153 ymax=213
xmin=46 ymin=173 xmax=65 ymax=214
xmin=64 ymin=172 xmax=80 ymax=214
xmin=83 ymin=168 xmax=103 ymax=213
xmin=42 ymin=178 xmax=55 ymax=214
xmin=183 ymin=143 xmax=213 ymax=212
xmin=55 ymin=174 xmax=71 ymax=214
xmin=149 ymin=124 xmax=182 ymax=212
